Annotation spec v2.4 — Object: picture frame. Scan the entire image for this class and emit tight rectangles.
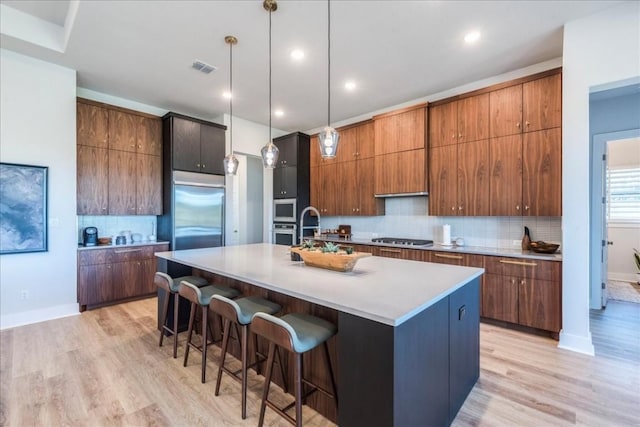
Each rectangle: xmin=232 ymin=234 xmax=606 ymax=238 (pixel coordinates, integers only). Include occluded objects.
xmin=0 ymin=162 xmax=48 ymax=254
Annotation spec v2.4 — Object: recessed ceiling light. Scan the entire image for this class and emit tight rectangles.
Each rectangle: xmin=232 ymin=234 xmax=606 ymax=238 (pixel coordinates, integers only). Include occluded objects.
xmin=222 ymin=91 xmax=232 ymax=99
xmin=274 ymin=109 xmax=284 ymax=117
xmin=345 ymin=81 xmax=356 ymax=91
xmin=291 ymin=49 xmax=305 ymax=60
xmin=464 ymin=31 xmax=481 ymax=44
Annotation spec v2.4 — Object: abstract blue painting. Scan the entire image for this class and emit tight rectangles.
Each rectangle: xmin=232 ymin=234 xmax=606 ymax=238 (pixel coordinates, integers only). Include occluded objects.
xmin=0 ymin=163 xmax=48 ymax=254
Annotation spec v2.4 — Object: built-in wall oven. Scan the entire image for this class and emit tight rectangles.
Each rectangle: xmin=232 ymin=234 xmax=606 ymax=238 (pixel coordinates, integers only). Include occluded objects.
xmin=272 ymin=223 xmax=297 ymax=246
xmin=273 ymin=198 xmax=297 ymax=223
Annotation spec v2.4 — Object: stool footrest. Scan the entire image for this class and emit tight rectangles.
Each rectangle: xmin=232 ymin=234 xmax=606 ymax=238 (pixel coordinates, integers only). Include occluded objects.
xmin=264 ymin=400 xmax=297 ymax=426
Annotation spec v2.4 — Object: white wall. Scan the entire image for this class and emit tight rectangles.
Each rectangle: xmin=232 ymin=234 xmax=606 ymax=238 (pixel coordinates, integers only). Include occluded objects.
xmin=0 ymin=49 xmax=78 ymax=329
xmin=561 ymin=1 xmax=640 ymax=354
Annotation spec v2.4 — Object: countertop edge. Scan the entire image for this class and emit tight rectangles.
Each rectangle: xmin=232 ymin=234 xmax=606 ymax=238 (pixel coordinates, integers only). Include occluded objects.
xmin=78 ymin=241 xmax=170 ymax=251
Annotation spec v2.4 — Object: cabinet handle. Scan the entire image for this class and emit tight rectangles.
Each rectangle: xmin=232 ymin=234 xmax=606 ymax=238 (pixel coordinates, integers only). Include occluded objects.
xmin=516 ymin=205 xmax=520 ymax=211
xmin=511 ymin=278 xmax=516 ymax=285
xmin=202 ymin=164 xmax=206 ymax=168
xmin=434 ymin=253 xmax=463 ymax=260
xmin=516 ymin=122 xmax=521 ymax=128
xmin=102 ymin=207 xmax=107 ymax=211
xmin=520 ymin=279 xmax=526 ymax=286
xmin=459 ymin=133 xmax=463 ymax=139
xmin=352 ymin=208 xmax=356 ymax=212
xmin=499 ymin=259 xmax=538 ymax=267
xmin=197 ymin=163 xmax=201 ymax=168
xmin=524 ymin=205 xmax=529 ymax=211
xmin=451 ymin=206 xmax=456 ymax=211
xmin=380 ymin=248 xmax=402 ymax=254
xmin=114 ymin=249 xmax=142 ymax=254
xmin=525 ymin=121 xmax=530 ymax=128
xmin=452 ymin=133 xmax=456 ymax=139
xmin=458 ymin=206 xmax=463 ymax=211
xmin=356 ymin=208 xmax=360 ymax=212
xmin=138 ymin=144 xmax=142 ymax=149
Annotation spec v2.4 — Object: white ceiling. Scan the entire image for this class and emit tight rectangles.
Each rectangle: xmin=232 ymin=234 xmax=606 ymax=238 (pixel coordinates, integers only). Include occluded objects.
xmin=0 ymin=0 xmax=626 ymax=132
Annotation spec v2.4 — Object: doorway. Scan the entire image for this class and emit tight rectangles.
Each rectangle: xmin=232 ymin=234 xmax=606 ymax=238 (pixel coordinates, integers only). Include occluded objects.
xmin=228 ymin=153 xmax=264 ymax=246
xmin=589 ymin=84 xmax=640 ymax=309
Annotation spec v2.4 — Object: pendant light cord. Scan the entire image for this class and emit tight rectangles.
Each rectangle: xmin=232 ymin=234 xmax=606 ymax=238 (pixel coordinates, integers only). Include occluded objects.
xmin=229 ymin=39 xmax=233 ymax=153
xmin=327 ymin=0 xmax=331 ymax=128
xmin=268 ymin=8 xmax=272 ymax=142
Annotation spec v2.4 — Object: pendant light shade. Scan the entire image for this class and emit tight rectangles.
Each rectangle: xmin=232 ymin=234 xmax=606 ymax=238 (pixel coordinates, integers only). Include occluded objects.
xmin=318 ymin=0 xmax=339 ymax=159
xmin=223 ymin=35 xmax=239 ymax=176
xmin=261 ymin=0 xmax=279 ymax=169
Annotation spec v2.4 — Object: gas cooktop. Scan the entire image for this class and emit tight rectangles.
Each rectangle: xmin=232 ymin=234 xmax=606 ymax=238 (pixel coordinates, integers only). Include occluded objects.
xmin=371 ymin=237 xmax=434 ymax=247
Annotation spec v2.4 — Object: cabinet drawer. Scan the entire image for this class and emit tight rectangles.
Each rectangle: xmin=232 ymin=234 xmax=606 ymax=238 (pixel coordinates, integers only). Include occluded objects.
xmin=78 ymin=249 xmax=110 ymax=266
xmin=431 ymin=252 xmax=467 ymax=265
xmin=484 ymin=256 xmax=560 ymax=281
xmin=108 ymin=246 xmax=154 ymax=263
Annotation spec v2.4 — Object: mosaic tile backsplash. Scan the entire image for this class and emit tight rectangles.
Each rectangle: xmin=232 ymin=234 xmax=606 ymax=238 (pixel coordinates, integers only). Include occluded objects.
xmin=77 ymin=215 xmax=157 ymax=243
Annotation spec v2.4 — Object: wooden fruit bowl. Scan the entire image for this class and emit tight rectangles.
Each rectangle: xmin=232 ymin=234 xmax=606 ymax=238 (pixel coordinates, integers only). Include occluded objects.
xmin=529 ymin=241 xmax=560 ymax=254
xmin=290 ymin=247 xmax=372 ymax=272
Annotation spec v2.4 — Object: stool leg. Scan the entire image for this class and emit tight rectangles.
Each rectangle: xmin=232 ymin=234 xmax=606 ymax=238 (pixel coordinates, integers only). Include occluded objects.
xmin=215 ymin=319 xmax=231 ymax=396
xmin=294 ymin=353 xmax=303 ymax=427
xmin=241 ymin=324 xmax=248 ymax=419
xmin=201 ymin=304 xmax=209 ymax=383
xmin=253 ymin=333 xmax=261 ymax=375
xmin=258 ymin=342 xmax=276 ymax=427
xmin=172 ymin=292 xmax=180 ymax=358
xmin=323 ymin=342 xmax=338 ymax=406
xmin=183 ymin=302 xmax=197 ymax=367
xmin=158 ymin=289 xmax=170 ymax=348
xmin=276 ymin=347 xmax=288 ymax=394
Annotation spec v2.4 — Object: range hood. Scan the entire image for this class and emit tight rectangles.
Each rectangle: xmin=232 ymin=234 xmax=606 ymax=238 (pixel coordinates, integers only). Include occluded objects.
xmin=374 ymin=191 xmax=429 ymax=198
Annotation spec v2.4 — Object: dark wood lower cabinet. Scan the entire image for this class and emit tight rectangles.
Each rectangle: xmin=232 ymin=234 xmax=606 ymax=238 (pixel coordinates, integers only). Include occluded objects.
xmin=77 ymin=244 xmax=168 ymax=311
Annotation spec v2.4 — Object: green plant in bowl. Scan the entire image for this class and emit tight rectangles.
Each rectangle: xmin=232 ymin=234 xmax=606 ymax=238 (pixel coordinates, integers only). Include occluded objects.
xmin=301 ymin=239 xmax=315 ymax=250
xmin=322 ymin=242 xmax=340 ymax=253
xmin=344 ymin=246 xmax=354 ymax=255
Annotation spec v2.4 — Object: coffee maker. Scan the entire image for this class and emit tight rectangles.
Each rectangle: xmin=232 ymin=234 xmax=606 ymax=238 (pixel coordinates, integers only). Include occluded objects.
xmin=83 ymin=227 xmax=98 ymax=246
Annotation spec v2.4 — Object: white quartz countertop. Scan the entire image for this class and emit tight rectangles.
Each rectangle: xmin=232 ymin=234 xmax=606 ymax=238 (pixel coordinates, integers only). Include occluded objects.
xmin=155 ymin=243 xmax=484 ymax=327
xmin=314 ymin=237 xmax=563 ymax=261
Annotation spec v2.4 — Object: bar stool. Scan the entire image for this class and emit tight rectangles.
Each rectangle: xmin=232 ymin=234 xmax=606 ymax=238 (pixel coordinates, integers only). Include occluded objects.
xmin=179 ymin=280 xmax=241 ymax=383
xmin=252 ymin=312 xmax=338 ymax=427
xmin=156 ymin=273 xmax=209 ymax=358
xmin=211 ymin=295 xmax=286 ymax=419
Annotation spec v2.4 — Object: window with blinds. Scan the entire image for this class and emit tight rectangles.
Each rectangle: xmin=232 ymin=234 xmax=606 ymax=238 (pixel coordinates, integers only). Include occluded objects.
xmin=607 ymin=167 xmax=640 ymax=222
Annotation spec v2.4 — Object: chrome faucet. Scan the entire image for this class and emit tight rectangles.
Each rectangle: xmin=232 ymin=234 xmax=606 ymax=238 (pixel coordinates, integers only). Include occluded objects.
xmin=299 ymin=206 xmax=321 ymax=243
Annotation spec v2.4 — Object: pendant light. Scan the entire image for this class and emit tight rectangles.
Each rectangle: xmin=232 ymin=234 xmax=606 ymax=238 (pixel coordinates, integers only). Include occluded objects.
xmin=260 ymin=0 xmax=279 ymax=168
xmin=318 ymin=0 xmax=339 ymax=158
xmin=223 ymin=35 xmax=239 ymax=175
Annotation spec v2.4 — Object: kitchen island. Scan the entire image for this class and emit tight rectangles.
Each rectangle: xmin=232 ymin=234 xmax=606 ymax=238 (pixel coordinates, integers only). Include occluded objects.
xmin=156 ymin=243 xmax=484 ymax=426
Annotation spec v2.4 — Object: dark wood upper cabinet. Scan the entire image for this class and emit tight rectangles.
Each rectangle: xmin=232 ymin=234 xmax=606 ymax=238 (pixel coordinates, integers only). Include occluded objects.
xmin=109 ymin=110 xmax=137 ymax=152
xmin=523 ymin=73 xmax=562 ymax=133
xmin=108 ymin=149 xmax=137 ymax=215
xmin=458 ymin=139 xmax=490 ymax=216
xmin=137 ymin=153 xmax=162 ymax=215
xmin=429 ymin=145 xmax=457 ymax=216
xmin=489 ymin=134 xmax=522 ymax=216
xmin=136 ymin=116 xmax=162 ymax=156
xmin=457 ymin=94 xmax=490 ymax=143
xmin=273 ymin=166 xmax=298 ymax=199
xmin=429 ymin=102 xmax=457 ymax=148
xmin=77 ymin=145 xmax=109 ymax=215
xmin=374 ymin=104 xmax=426 ymax=156
xmin=522 ymin=128 xmax=562 ymax=216
xmin=164 ymin=113 xmax=227 ymax=175
xmin=77 ymin=102 xmax=109 ymax=148
xmin=490 ymin=84 xmax=523 ymax=138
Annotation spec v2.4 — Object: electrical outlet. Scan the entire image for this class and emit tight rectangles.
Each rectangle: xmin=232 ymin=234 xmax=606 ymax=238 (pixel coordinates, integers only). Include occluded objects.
xmin=20 ymin=290 xmax=28 ymax=300
xmin=512 ymin=240 xmax=521 ymax=246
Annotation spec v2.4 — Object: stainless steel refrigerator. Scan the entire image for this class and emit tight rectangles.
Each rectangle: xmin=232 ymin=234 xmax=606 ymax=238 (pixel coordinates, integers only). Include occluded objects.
xmin=157 ymin=170 xmax=224 ymax=274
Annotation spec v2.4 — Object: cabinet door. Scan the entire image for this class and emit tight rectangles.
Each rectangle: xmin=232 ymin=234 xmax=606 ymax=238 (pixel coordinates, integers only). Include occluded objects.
xmin=340 ymin=160 xmax=359 ymax=214
xmin=77 ymin=102 xmax=109 ymax=148
xmin=140 ymin=259 xmax=157 ymax=296
xmin=108 ymin=149 xmax=137 ymax=215
xmin=429 ymin=145 xmax=457 ymax=216
xmin=482 ymin=273 xmax=518 ymax=324
xmin=518 ymin=278 xmax=561 ymax=332
xmin=137 ymin=154 xmax=162 ymax=215
xmin=429 ymin=102 xmax=457 ymax=148
xmin=490 ymin=85 xmax=522 ymax=138
xmin=310 ymin=165 xmax=323 ymax=212
xmin=522 ymin=128 xmax=561 ymax=216
xmin=109 ymin=110 xmax=137 ymax=152
xmin=374 ymin=107 xmax=426 ymax=155
xmin=77 ymin=146 xmax=109 ymax=215
xmin=337 ymin=126 xmax=358 ymax=163
xmin=273 ymin=166 xmax=297 ymax=199
xmin=523 ymin=74 xmax=561 ymax=133
xmin=458 ymin=93 xmax=489 ymax=143
xmin=374 ymin=247 xmax=405 ymax=259
xmin=275 ymin=133 xmax=299 ymax=167
xmin=356 ymin=157 xmax=378 ymax=216
xmin=375 ymin=149 xmax=426 ymax=195
xmin=314 ymin=163 xmax=339 ymax=216
xmin=111 ymin=261 xmax=140 ymax=300
xmin=136 ymin=116 xmax=162 ymax=156
xmin=200 ymin=124 xmax=225 ymax=175
xmin=356 ymin=122 xmax=375 ymax=159
xmin=490 ymin=135 xmax=522 ymax=216
xmin=458 ymin=139 xmax=490 ymax=216
xmin=172 ymin=117 xmax=201 ymax=173
xmin=309 ymin=134 xmax=323 ymax=168
xmin=78 ymin=264 xmax=115 ymax=306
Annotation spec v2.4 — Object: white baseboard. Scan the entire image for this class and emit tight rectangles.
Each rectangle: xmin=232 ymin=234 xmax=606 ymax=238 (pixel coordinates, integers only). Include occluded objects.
xmin=608 ymin=273 xmax=638 ymax=283
xmin=558 ymin=330 xmax=595 ymax=356
xmin=0 ymin=303 xmax=79 ymax=330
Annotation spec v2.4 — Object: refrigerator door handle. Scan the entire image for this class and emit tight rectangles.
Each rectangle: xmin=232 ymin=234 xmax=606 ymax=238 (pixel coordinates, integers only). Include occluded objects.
xmin=173 ymin=180 xmax=225 ymax=188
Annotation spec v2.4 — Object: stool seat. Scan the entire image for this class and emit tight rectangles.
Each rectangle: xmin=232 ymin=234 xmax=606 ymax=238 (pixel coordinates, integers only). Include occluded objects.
xmin=194 ymin=284 xmax=240 ymax=306
xmin=257 ymin=312 xmax=337 ymax=353
xmin=213 ymin=295 xmax=282 ymax=325
xmin=171 ymin=275 xmax=209 ymax=292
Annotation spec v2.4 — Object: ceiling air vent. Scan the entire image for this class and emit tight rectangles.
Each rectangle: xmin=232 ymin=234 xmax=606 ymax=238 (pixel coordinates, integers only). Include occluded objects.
xmin=192 ymin=60 xmax=217 ymax=74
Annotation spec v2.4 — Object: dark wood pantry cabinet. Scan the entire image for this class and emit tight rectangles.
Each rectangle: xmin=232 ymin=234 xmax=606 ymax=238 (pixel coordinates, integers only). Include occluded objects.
xmin=76 ymin=98 xmax=163 ymax=215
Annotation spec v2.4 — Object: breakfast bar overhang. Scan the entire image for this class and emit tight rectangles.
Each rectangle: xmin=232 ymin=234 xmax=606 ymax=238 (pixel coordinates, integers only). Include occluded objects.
xmin=156 ymin=243 xmax=484 ymax=426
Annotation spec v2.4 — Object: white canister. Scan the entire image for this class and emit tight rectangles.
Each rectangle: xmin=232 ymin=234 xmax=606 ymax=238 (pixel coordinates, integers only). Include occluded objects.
xmin=442 ymin=224 xmax=451 ymax=246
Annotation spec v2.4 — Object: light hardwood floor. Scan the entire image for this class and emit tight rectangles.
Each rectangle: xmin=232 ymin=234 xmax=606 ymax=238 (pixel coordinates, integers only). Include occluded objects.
xmin=1 ymin=298 xmax=638 ymax=426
